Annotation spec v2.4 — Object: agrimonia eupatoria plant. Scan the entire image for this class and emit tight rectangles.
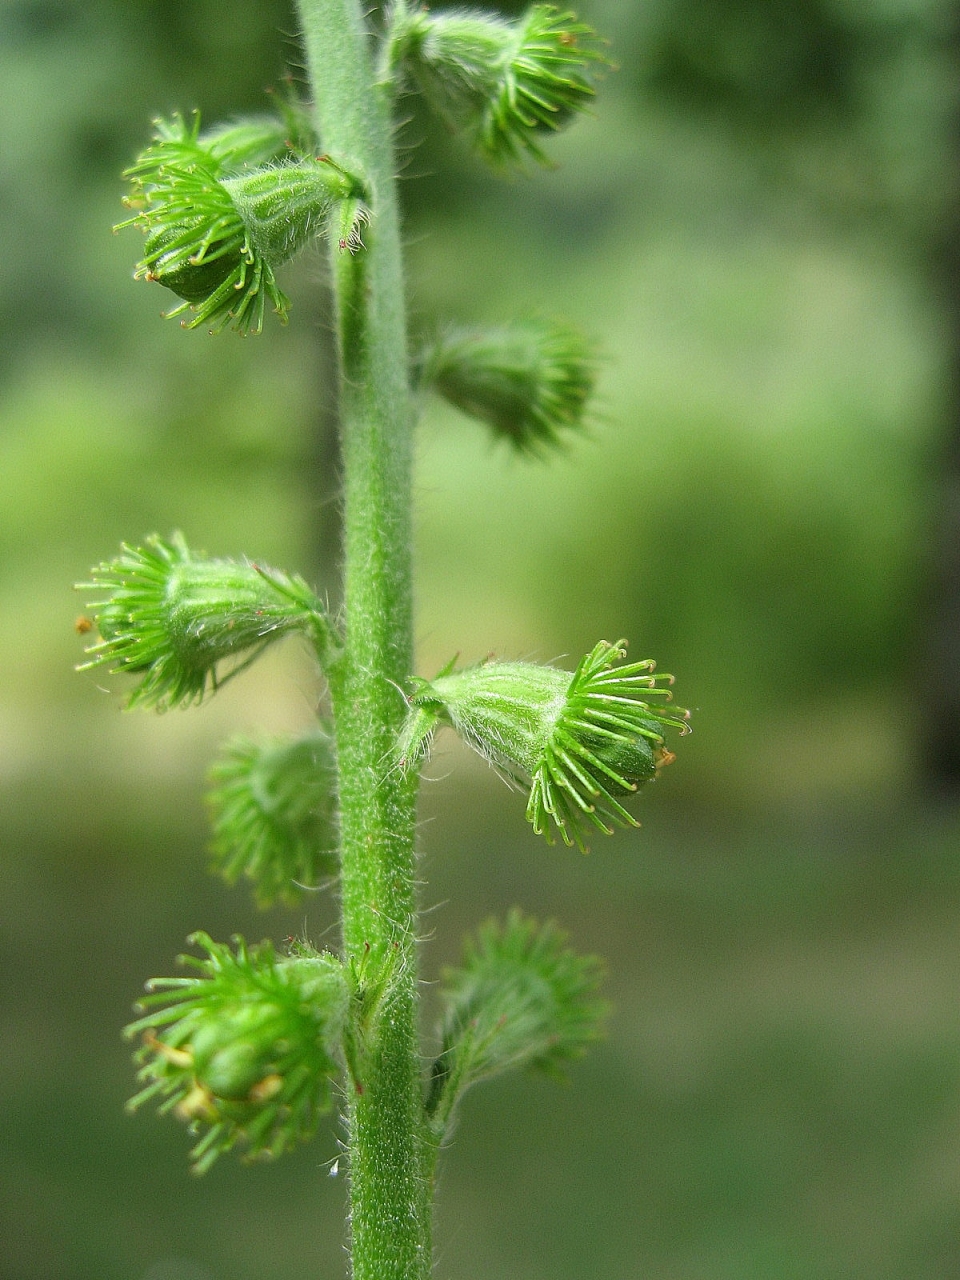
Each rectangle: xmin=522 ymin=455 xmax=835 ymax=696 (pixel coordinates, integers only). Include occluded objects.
xmin=80 ymin=3 xmax=688 ymax=1277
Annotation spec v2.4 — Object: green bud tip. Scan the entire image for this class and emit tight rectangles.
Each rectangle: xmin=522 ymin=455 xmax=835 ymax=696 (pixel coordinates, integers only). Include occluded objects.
xmin=392 ymin=4 xmax=607 ymax=167
xmin=125 ymin=111 xmax=297 ymax=187
xmin=125 ymin=933 xmax=349 ymax=1173
xmin=206 ymin=729 xmax=339 ymax=907
xmin=401 ymin=640 xmax=690 ymax=851
xmin=77 ymin=532 xmax=326 ymax=710
xmin=421 ymin=317 xmax=597 ymax=455
xmin=118 ymin=116 xmax=363 ymax=333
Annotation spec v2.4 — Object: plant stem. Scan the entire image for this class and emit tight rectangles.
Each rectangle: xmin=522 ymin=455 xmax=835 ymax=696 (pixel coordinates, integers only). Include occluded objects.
xmin=294 ymin=2 xmax=429 ymax=1277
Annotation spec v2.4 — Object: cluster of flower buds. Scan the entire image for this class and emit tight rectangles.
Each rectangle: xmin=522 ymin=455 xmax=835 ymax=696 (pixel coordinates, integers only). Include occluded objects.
xmin=77 ymin=533 xmax=333 ymax=709
xmin=126 ymin=934 xmax=350 ymax=1173
xmin=426 ymin=910 xmax=606 ymax=1135
xmin=99 ymin=2 xmax=688 ymax=1188
xmin=419 ymin=317 xmax=596 ymax=454
xmin=388 ymin=3 xmax=606 ymax=166
xmin=114 ymin=3 xmax=602 ymax=338
xmin=401 ymin=640 xmax=689 ymax=850
xmin=118 ymin=112 xmax=366 ymax=333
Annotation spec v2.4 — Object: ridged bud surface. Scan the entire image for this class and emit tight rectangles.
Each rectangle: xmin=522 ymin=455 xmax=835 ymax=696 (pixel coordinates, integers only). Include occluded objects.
xmin=120 ymin=127 xmax=363 ymax=332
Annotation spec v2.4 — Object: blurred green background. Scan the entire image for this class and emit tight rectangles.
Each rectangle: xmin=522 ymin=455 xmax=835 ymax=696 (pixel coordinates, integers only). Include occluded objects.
xmin=4 ymin=0 xmax=960 ymax=1276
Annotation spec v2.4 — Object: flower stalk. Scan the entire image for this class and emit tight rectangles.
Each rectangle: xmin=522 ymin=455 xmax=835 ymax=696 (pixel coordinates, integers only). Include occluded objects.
xmin=295 ymin=1 xmax=429 ymax=1275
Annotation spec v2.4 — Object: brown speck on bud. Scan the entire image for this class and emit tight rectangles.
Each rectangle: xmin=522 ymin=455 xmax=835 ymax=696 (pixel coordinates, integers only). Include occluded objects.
xmin=248 ymin=1073 xmax=284 ymax=1103
xmin=175 ymin=1082 xmax=218 ymax=1123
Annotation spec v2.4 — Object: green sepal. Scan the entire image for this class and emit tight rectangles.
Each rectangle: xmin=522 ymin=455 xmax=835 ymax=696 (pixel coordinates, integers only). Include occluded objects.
xmin=426 ymin=910 xmax=607 ymax=1137
xmin=401 ymin=641 xmax=690 ymax=849
xmin=202 ymin=116 xmax=298 ymax=171
xmin=125 ymin=933 xmax=350 ymax=1173
xmin=201 ymin=95 xmax=317 ymax=172
xmin=419 ymin=317 xmax=597 ymax=455
xmin=206 ymin=729 xmax=339 ymax=907
xmin=78 ymin=532 xmax=334 ymax=711
xmin=389 ymin=4 xmax=607 ymax=168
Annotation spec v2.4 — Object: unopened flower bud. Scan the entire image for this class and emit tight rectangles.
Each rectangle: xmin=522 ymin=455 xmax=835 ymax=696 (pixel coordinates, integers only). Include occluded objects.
xmin=119 ymin=133 xmax=364 ymax=333
xmin=391 ymin=4 xmax=606 ymax=167
xmin=126 ymin=111 xmax=297 ymax=187
xmin=207 ymin=729 xmax=339 ymax=906
xmin=401 ymin=640 xmax=689 ymax=850
xmin=126 ymin=933 xmax=350 ymax=1173
xmin=426 ymin=909 xmax=606 ymax=1134
xmin=199 ymin=116 xmax=300 ymax=172
xmin=421 ymin=317 xmax=596 ymax=454
xmin=78 ymin=533 xmax=328 ymax=710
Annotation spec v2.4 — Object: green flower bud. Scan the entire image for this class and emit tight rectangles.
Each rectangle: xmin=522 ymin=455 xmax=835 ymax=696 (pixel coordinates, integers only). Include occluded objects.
xmin=391 ymin=4 xmax=606 ymax=167
xmin=426 ymin=910 xmax=607 ymax=1135
xmin=78 ymin=533 xmax=329 ymax=710
xmin=401 ymin=640 xmax=690 ymax=850
xmin=119 ymin=130 xmax=364 ymax=333
xmin=420 ymin=317 xmax=596 ymax=455
xmin=126 ymin=934 xmax=350 ymax=1173
xmin=207 ymin=729 xmax=339 ymax=907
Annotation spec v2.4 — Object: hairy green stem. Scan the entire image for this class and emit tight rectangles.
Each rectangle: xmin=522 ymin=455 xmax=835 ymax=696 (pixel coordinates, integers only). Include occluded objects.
xmin=294 ymin=1 xmax=430 ymax=1277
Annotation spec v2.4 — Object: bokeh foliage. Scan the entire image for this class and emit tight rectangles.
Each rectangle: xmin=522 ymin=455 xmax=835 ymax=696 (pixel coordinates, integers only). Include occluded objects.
xmin=3 ymin=0 xmax=960 ymax=1277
